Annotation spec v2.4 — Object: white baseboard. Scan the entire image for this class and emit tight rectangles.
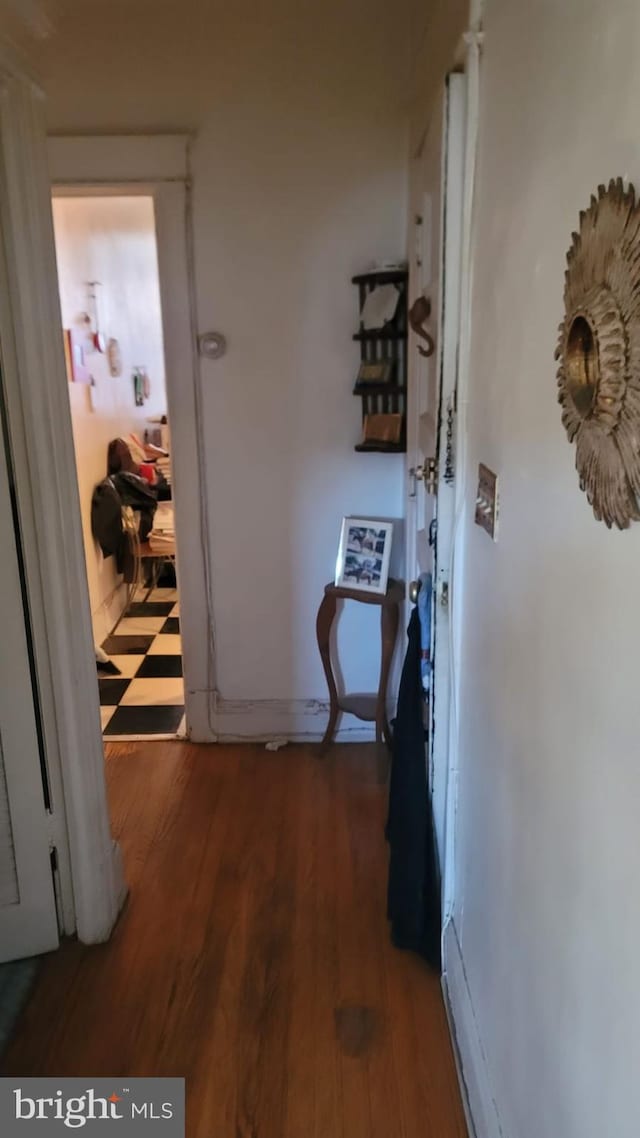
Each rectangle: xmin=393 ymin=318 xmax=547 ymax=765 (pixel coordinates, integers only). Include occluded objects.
xmin=187 ymin=696 xmax=385 ymax=744
xmin=92 ymin=579 xmax=128 ymax=645
xmin=184 ymin=690 xmax=217 ymax=742
xmin=442 ymin=919 xmax=503 ymax=1138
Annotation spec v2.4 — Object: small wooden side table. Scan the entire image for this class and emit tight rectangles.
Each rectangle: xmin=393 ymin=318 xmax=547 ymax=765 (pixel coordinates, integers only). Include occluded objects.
xmin=316 ymin=578 xmax=404 ymax=757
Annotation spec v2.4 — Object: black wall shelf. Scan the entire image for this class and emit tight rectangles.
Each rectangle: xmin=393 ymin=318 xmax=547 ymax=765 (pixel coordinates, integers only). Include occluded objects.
xmin=352 ymin=267 xmax=408 ymax=454
xmin=354 ymin=441 xmax=406 ymax=454
xmin=353 ymin=382 xmax=405 ymax=396
xmin=352 ymin=269 xmax=408 ymax=286
xmin=353 ymin=328 xmax=406 ymax=343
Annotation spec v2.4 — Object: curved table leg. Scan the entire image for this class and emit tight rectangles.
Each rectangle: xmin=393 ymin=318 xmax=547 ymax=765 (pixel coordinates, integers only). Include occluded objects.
xmin=373 ymin=600 xmax=399 ymax=783
xmin=378 ymin=600 xmax=400 ymax=747
xmin=316 ymin=591 xmax=339 ymax=754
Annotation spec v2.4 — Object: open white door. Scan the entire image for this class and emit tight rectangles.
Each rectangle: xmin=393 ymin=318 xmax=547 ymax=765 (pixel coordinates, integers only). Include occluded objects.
xmin=0 ymin=390 xmax=59 ymax=962
xmin=405 ymin=74 xmax=466 ymax=893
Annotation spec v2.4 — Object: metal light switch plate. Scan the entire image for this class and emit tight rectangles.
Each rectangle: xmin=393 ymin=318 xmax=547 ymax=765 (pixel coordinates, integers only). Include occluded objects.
xmin=475 ymin=463 xmax=499 ymax=540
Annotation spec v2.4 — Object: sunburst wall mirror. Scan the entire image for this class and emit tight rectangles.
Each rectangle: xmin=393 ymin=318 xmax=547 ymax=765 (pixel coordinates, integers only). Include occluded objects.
xmin=555 ymin=177 xmax=640 ymax=529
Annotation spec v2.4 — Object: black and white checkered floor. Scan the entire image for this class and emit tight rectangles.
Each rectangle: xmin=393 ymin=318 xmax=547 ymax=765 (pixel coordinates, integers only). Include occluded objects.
xmin=98 ymin=587 xmax=185 ymax=738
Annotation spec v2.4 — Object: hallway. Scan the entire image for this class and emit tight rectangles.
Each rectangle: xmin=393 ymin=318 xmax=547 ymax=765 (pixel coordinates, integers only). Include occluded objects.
xmin=3 ymin=742 xmax=465 ymax=1137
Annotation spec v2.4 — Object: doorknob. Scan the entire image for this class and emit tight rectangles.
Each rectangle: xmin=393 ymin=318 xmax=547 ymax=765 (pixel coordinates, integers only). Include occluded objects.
xmin=413 ymin=457 xmax=438 ymax=495
xmin=409 ymin=579 xmax=421 ymax=604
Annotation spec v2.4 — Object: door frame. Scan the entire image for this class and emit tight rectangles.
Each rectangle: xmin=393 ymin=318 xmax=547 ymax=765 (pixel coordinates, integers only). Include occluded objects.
xmin=48 ymin=136 xmax=215 ymax=744
xmin=0 ymin=52 xmax=214 ymax=941
xmin=0 ymin=68 xmax=125 ymax=943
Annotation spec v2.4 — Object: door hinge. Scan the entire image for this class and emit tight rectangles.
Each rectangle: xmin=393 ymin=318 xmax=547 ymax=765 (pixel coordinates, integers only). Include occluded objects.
xmin=444 ymin=396 xmax=455 ymax=485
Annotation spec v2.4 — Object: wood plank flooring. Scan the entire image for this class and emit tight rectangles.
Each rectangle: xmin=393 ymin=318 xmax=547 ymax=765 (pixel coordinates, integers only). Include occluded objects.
xmin=3 ymin=742 xmax=467 ymax=1138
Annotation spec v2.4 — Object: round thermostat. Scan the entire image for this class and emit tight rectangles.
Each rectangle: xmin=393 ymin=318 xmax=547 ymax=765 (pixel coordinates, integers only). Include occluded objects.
xmin=198 ymin=331 xmax=227 ymax=360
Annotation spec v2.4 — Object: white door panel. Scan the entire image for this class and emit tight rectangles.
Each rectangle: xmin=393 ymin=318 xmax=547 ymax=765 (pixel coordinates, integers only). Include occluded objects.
xmin=431 ymin=77 xmax=466 ymax=895
xmin=0 ymin=391 xmax=59 ymax=962
xmin=405 ymin=74 xmax=466 ymax=896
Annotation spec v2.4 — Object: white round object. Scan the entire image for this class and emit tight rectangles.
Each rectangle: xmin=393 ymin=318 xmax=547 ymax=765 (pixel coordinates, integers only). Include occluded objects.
xmin=198 ymin=331 xmax=227 ymax=360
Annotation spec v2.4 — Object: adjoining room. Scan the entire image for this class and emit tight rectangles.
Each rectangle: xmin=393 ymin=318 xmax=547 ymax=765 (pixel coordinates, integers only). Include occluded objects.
xmin=52 ymin=194 xmax=185 ymax=739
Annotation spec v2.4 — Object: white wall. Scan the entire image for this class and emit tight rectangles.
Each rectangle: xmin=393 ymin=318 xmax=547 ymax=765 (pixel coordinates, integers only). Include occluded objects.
xmin=450 ymin=1 xmax=640 ymax=1136
xmin=41 ymin=2 xmax=411 ymax=732
xmin=52 ymin=195 xmax=167 ymax=644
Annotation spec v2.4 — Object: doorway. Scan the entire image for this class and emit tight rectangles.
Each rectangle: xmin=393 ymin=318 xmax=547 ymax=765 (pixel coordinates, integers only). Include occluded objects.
xmin=51 ymin=193 xmax=185 ymax=739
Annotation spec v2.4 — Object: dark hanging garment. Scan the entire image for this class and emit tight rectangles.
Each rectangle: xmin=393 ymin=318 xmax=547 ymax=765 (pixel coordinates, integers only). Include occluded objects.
xmin=91 ymin=473 xmax=157 ymax=580
xmin=111 ymin=471 xmax=158 ymax=542
xmin=386 ymin=607 xmax=441 ymax=970
xmin=91 ymin=477 xmax=124 ymax=560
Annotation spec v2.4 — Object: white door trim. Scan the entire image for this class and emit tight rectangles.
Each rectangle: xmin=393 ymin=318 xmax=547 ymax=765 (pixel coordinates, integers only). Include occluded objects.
xmin=442 ymin=29 xmax=483 ymax=929
xmin=432 ymin=72 xmax=466 ymax=919
xmin=47 ymin=134 xmax=191 ymax=184
xmin=0 ymin=75 xmax=125 ymax=943
xmin=154 ymin=177 xmax=215 ymax=739
xmin=48 ymin=136 xmax=216 ymax=742
xmin=404 ymin=76 xmax=466 ymax=916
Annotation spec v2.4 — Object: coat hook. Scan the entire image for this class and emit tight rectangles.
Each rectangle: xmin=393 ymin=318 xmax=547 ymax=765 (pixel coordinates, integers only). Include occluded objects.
xmin=408 ymin=295 xmax=435 ymax=357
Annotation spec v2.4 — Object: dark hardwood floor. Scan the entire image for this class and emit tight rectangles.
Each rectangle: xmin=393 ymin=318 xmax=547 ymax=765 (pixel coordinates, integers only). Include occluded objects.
xmin=3 ymin=741 xmax=467 ymax=1138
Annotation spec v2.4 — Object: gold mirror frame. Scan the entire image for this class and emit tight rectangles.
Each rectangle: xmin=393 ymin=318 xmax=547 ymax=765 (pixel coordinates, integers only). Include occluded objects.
xmin=555 ymin=178 xmax=640 ymax=529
